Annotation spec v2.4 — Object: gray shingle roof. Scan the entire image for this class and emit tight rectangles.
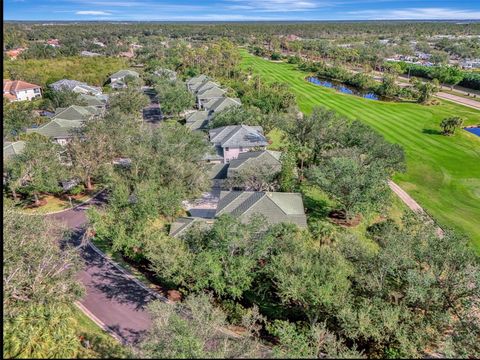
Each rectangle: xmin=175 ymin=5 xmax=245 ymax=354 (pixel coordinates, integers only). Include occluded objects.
xmin=194 ymin=80 xmax=221 ymax=94
xmin=169 ymin=217 xmax=214 ymax=238
xmin=49 ymin=79 xmax=86 ymax=91
xmin=186 ymin=110 xmax=209 ymax=131
xmin=208 ymin=163 xmax=229 ymax=180
xmin=186 ymin=74 xmax=209 ymax=89
xmin=209 ymin=125 xmax=267 ymax=148
xmin=215 ymin=191 xmax=307 ymax=228
xmin=204 ymin=97 xmax=242 ymax=114
xmin=109 ymin=69 xmax=140 ymax=81
xmin=3 ymin=141 xmax=25 ymax=159
xmin=197 ymin=86 xmax=226 ymax=100
xmin=79 ymin=94 xmax=108 ymax=107
xmin=227 ymin=150 xmax=282 ymax=177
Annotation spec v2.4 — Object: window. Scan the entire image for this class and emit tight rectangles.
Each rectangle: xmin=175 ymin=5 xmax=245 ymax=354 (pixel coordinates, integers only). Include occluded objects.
xmin=239 ymin=147 xmax=243 ymax=151
xmin=225 ymin=147 xmax=229 ymax=151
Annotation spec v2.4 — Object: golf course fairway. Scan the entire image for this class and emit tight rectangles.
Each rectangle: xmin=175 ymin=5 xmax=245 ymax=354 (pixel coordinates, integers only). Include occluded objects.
xmin=240 ymin=50 xmax=480 ymax=250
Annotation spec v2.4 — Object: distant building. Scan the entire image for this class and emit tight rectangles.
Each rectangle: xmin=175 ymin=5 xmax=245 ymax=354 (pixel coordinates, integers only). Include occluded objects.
xmin=215 ymin=191 xmax=307 ymax=228
xmin=46 ymin=39 xmax=60 ymax=47
xmin=5 ymin=47 xmax=27 ymax=59
xmin=92 ymin=40 xmax=106 ymax=47
xmin=49 ymin=79 xmax=103 ymax=96
xmin=81 ymin=50 xmax=102 ymax=57
xmin=186 ymin=74 xmax=209 ymax=92
xmin=460 ymin=59 xmax=480 ymax=69
xmin=108 ymin=69 xmax=140 ymax=89
xmin=3 ymin=79 xmax=42 ymax=102
xmin=284 ymin=34 xmax=302 ymax=41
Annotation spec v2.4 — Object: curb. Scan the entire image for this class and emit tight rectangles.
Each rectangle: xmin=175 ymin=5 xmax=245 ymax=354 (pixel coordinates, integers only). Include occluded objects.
xmin=74 ymin=301 xmax=125 ymax=344
xmin=87 ymin=241 xmax=169 ymax=303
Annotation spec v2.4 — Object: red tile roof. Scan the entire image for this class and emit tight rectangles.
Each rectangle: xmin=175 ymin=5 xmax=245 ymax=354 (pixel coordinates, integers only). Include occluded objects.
xmin=3 ymin=79 xmax=41 ymax=93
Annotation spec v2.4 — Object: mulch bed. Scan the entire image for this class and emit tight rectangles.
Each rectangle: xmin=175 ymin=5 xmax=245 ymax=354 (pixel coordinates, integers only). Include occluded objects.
xmin=328 ymin=210 xmax=362 ymax=227
xmin=25 ymin=198 xmax=48 ymax=208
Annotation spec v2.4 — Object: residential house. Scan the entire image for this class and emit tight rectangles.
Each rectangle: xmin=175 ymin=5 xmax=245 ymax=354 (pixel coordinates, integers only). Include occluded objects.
xmin=208 ymin=125 xmax=268 ymax=164
xmin=49 ymin=79 xmax=103 ymax=96
xmin=3 ymin=79 xmax=42 ymax=102
xmin=5 ymin=47 xmax=27 ymax=59
xmin=203 ymin=97 xmax=242 ymax=117
xmin=26 ymin=105 xmax=100 ymax=145
xmin=81 ymin=50 xmax=102 ymax=57
xmin=3 ymin=141 xmax=25 ymax=160
xmin=186 ymin=74 xmax=209 ymax=92
xmin=227 ymin=150 xmax=282 ymax=178
xmin=196 ymin=86 xmax=226 ymax=108
xmin=215 ymin=191 xmax=307 ymax=228
xmin=46 ymin=39 xmax=60 ymax=47
xmin=185 ymin=110 xmax=209 ymax=131
xmin=108 ymin=69 xmax=140 ymax=89
xmin=460 ymin=59 xmax=480 ymax=69
xmin=79 ymin=93 xmax=109 ymax=108
xmin=92 ymin=40 xmax=106 ymax=47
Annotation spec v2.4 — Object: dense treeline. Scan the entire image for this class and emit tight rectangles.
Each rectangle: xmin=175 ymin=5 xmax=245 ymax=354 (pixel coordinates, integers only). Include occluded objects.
xmin=4 ymin=21 xmax=480 ymax=49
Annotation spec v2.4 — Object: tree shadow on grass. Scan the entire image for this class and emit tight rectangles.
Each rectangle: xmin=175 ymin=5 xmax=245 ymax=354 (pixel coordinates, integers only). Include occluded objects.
xmin=422 ymin=128 xmax=443 ymax=135
xmin=302 ymin=194 xmax=330 ymax=221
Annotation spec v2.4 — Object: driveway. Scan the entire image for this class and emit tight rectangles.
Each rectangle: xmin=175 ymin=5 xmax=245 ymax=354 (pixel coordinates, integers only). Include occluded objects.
xmin=182 ymin=186 xmax=221 ymax=219
xmin=142 ymin=87 xmax=162 ymax=126
xmin=49 ymin=192 xmax=157 ymax=344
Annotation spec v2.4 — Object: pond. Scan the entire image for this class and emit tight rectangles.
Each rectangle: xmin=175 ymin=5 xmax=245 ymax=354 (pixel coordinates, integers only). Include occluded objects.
xmin=464 ymin=127 xmax=480 ymax=137
xmin=306 ymin=76 xmax=381 ymax=101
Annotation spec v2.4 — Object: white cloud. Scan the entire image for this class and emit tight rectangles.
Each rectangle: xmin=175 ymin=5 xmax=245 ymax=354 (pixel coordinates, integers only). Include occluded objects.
xmin=347 ymin=7 xmax=480 ymax=20
xmin=76 ymin=10 xmax=112 ymax=15
xmin=225 ymin=0 xmax=328 ymax=13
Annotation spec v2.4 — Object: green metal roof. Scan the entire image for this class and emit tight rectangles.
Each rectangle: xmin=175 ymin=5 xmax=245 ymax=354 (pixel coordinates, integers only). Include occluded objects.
xmin=3 ymin=141 xmax=25 ymax=159
xmin=169 ymin=217 xmax=214 ymax=238
xmin=26 ymin=119 xmax=83 ymax=139
xmin=215 ymin=191 xmax=307 ymax=228
xmin=53 ymin=105 xmax=99 ymax=121
xmin=79 ymin=94 xmax=108 ymax=107
xmin=109 ymin=69 xmax=140 ymax=80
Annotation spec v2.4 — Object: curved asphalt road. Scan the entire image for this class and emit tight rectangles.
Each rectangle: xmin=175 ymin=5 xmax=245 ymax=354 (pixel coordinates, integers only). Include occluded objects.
xmin=49 ymin=193 xmax=156 ymax=345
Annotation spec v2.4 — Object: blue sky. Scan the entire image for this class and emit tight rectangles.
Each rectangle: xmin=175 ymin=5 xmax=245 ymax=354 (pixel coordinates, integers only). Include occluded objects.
xmin=4 ymin=0 xmax=480 ymax=21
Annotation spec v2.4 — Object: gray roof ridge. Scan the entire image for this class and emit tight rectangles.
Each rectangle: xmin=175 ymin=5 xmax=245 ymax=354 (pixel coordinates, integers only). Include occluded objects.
xmin=232 ymin=192 xmax=266 ymax=216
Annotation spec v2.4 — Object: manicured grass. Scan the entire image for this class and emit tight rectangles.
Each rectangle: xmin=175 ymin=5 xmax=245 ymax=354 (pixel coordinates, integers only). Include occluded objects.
xmin=241 ymin=50 xmax=480 ymax=250
xmin=21 ymin=193 xmax=92 ymax=215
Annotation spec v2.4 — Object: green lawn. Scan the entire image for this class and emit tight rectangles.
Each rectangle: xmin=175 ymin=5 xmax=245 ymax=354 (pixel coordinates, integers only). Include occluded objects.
xmin=241 ymin=50 xmax=480 ymax=250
